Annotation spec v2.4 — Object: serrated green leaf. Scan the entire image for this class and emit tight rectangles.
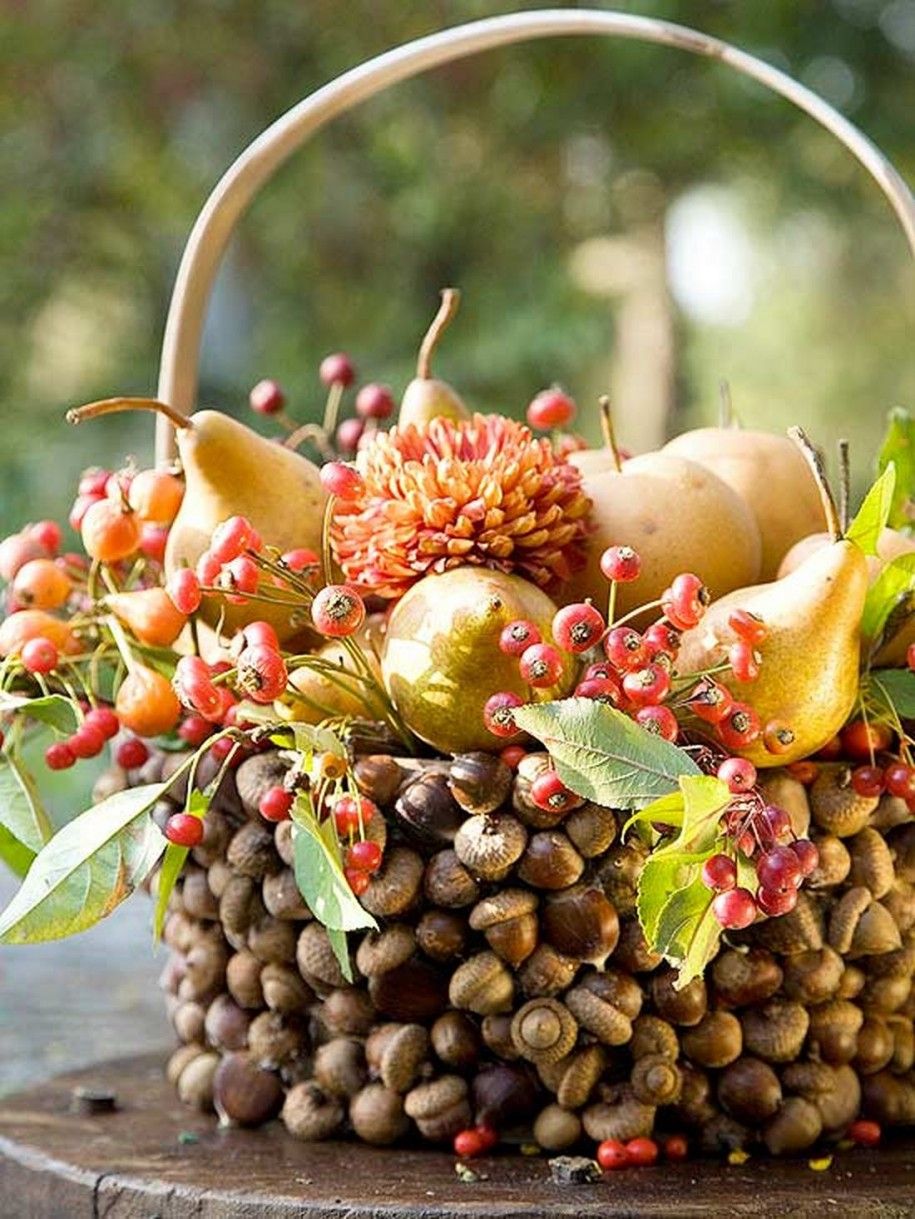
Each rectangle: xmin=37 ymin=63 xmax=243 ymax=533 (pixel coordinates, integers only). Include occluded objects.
xmin=0 ymin=692 xmax=78 ymax=735
xmin=676 ymin=775 xmax=732 ymax=853
xmin=653 ymin=878 xmax=721 ymax=990
xmin=637 ymin=848 xmax=708 ymax=945
xmin=861 ymin=553 xmax=915 ymax=641
xmin=0 ymin=784 xmax=166 ymax=943
xmin=0 ymin=753 xmax=53 ymax=852
xmin=513 ymin=698 xmax=701 ymax=810
xmin=868 ymin=668 xmax=915 ymax=719
xmin=847 ymin=464 xmax=896 ymax=557
xmin=622 ymin=790 xmax=685 ymax=843
xmin=877 ymin=407 xmax=915 ymax=532
xmin=291 ymin=795 xmax=376 ymax=934
xmin=0 ymin=824 xmax=35 ymax=877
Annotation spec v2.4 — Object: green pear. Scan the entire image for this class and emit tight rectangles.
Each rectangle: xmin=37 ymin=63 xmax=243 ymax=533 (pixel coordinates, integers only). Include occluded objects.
xmin=398 ymin=289 xmax=469 ymax=430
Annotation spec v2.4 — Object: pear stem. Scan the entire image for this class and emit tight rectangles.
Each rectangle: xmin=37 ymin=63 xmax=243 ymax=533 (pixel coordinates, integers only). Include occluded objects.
xmin=416 ymin=288 xmax=460 ymax=379
xmin=66 ymin=396 xmax=190 ymax=431
xmin=788 ymin=426 xmax=842 ymax=541
xmin=838 ymin=438 xmax=851 ymax=535
xmin=718 ymin=381 xmax=735 ymax=428
xmin=598 ymin=397 xmax=622 ymax=472
xmin=284 ymin=421 xmax=335 ymax=461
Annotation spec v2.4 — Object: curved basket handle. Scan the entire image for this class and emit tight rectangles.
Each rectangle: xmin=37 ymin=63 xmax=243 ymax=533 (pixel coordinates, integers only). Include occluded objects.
xmin=156 ymin=7 xmax=915 ymax=461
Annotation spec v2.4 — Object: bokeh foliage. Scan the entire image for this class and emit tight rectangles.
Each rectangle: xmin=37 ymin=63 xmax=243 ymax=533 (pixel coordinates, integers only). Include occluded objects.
xmin=1 ymin=0 xmax=914 ymax=537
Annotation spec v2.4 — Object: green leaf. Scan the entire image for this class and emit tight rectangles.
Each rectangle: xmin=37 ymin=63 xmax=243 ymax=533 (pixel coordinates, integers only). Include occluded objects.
xmin=291 ymin=796 xmax=376 ymax=935
xmin=847 ymin=464 xmax=896 ymax=557
xmin=637 ymin=848 xmax=708 ymax=944
xmin=877 ymin=407 xmax=915 ymax=532
xmin=861 ymin=553 xmax=915 ymax=641
xmin=0 ymin=824 xmax=35 ymax=878
xmin=653 ymin=878 xmax=721 ymax=990
xmin=153 ymin=789 xmax=210 ymax=940
xmin=674 ymin=775 xmax=732 ymax=853
xmin=622 ymin=790 xmax=685 ymax=843
xmin=513 ymin=698 xmax=701 ymax=810
xmin=326 ymin=927 xmax=354 ymax=984
xmin=0 ymin=753 xmax=53 ymax=852
xmin=868 ymin=668 xmax=915 ymax=720
xmin=0 ymin=692 xmax=78 ymax=735
xmin=0 ymin=784 xmax=167 ymax=944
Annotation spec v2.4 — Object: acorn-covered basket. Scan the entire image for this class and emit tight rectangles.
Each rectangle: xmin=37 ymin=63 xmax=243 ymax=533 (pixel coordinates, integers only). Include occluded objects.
xmin=2 ymin=10 xmax=915 ymax=1171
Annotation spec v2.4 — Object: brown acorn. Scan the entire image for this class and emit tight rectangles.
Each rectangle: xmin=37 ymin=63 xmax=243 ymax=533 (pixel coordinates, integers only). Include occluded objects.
xmin=594 ymin=840 xmax=649 ymax=915
xmin=395 ymin=772 xmax=465 ymax=848
xmin=219 ymin=875 xmax=265 ymax=937
xmin=227 ymin=820 xmax=282 ymax=880
xmin=510 ymin=997 xmax=578 ymax=1065
xmin=173 ymin=1000 xmax=206 ymax=1045
xmin=415 ymin=908 xmax=468 ymax=963
xmin=423 ymin=850 xmax=480 ymax=909
xmin=781 ymin=1060 xmax=861 ymax=1133
xmin=781 ymin=946 xmax=844 ymax=1006
xmin=630 ymin=1053 xmax=682 ymax=1106
xmin=282 ymin=1081 xmax=344 ymax=1141
xmin=563 ymin=802 xmax=618 ymax=858
xmin=361 ymin=847 xmax=424 ymax=918
xmin=260 ymin=962 xmax=314 ymax=1015
xmin=565 ymin=976 xmax=635 ymax=1047
xmin=630 ymin=1015 xmax=679 ymax=1062
xmin=854 ymin=1014 xmax=896 ymax=1075
xmin=262 ymin=868 xmax=310 ymax=920
xmin=236 ymin=752 xmax=291 ymax=818
xmin=554 ymin=1044 xmax=607 ymax=1109
xmin=651 ymin=969 xmax=707 ymax=1027
xmin=354 ymin=754 xmax=405 ymax=807
xmin=214 ymin=1051 xmax=283 ymax=1128
xmin=176 ymin=1050 xmax=220 ymax=1112
xmin=454 ymin=812 xmax=528 ymax=882
xmin=534 ymin=1104 xmax=582 ymax=1152
xmin=763 ymin=1096 xmax=822 ymax=1156
xmin=847 ymin=827 xmax=896 ymax=898
xmin=471 ymin=1063 xmax=539 ymax=1128
xmin=810 ymin=764 xmax=879 ymax=837
xmin=355 ymin=924 xmax=416 ymax=977
xmin=540 ymin=884 xmax=619 ymax=966
xmin=321 ymin=987 xmax=376 ymax=1037
xmin=167 ymin=1044 xmax=205 ymax=1089
xmin=740 ymin=1000 xmax=809 ymax=1063
xmin=247 ymin=1010 xmax=308 ymax=1071
xmin=516 ymin=831 xmax=584 ymax=890
xmin=717 ymin=1057 xmax=782 ymax=1125
xmin=404 ymin=1076 xmax=471 ymax=1142
xmin=807 ymin=834 xmax=851 ymax=889
xmin=583 ymin=1084 xmax=655 ymax=1142
xmin=349 ymin=1083 xmax=409 ymax=1145
xmin=805 ymin=999 xmax=863 ymax=1064
xmin=712 ymin=947 xmax=784 ymax=1008
xmin=431 ymin=1011 xmax=482 ymax=1071
xmin=480 ymin=1014 xmax=520 ymax=1061
xmin=468 ymin=889 xmax=539 ymax=966
xmin=368 ymin=957 xmax=450 ymax=1023
xmin=376 ymin=1023 xmax=431 ymax=1093
xmin=314 ymin=1038 xmax=367 ymax=1099
xmin=751 ymin=891 xmax=824 ymax=954
xmin=681 ymin=1011 xmax=742 ymax=1069
xmin=613 ymin=917 xmax=664 ymax=973
xmin=449 ymin=751 xmax=513 ymax=816
xmin=248 ymin=916 xmax=298 ymax=965
xmin=449 ymin=951 xmax=514 ymax=1016
xmin=226 ymin=951 xmax=264 ymax=1010
xmin=182 ymin=869 xmax=219 ymax=920
xmin=204 ymin=994 xmax=250 ymax=1051
xmin=518 ymin=943 xmax=579 ymax=998
xmin=296 ymin=923 xmax=350 ymax=994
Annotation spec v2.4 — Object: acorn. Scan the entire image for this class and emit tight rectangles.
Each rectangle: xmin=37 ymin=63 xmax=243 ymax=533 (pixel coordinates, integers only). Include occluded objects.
xmin=278 ymin=1081 xmax=343 ymax=1141
xmin=159 ymin=952 xmax=186 ymax=997
xmin=887 ymin=1015 xmax=915 ymax=1074
xmin=481 ymin=1014 xmax=520 ymax=1061
xmin=583 ymin=1084 xmax=655 ymax=1142
xmin=449 ymin=951 xmax=514 ymax=1016
xmin=236 ymin=752 xmax=291 ymax=818
xmin=321 ymin=987 xmax=376 ymax=1037
xmin=861 ymin=1071 xmax=915 ymax=1125
xmin=699 ymin=1113 xmax=751 ymax=1155
xmin=213 ymin=1051 xmax=283 ymax=1128
xmin=651 ymin=969 xmax=707 ymax=1027
xmin=415 ymin=908 xmax=468 ymax=963
xmin=219 ymin=875 xmax=265 ymax=937
xmin=173 ymin=1000 xmax=206 ymax=1045
xmin=167 ymin=1043 xmax=205 ymax=1088
xmin=247 ymin=1010 xmax=308 ymax=1072
xmin=262 ymin=868 xmax=311 ymax=920
xmin=519 ymin=943 xmax=579 ymax=999
xmin=395 ymin=772 xmax=465 ymax=848
xmin=829 ymin=886 xmax=902 ymax=957
xmin=296 ymin=922 xmax=350 ymax=994
xmin=534 ymin=1104 xmax=582 ymax=1152
xmin=882 ymin=883 xmax=915 ymax=935
xmin=192 ymin=810 xmax=232 ymax=869
xmin=314 ymin=1038 xmax=367 ymax=1099
xmin=373 ymin=1023 xmax=431 ymax=1093
xmin=204 ymin=994 xmax=250 ymax=1051
xmin=541 ymin=884 xmax=619 ymax=966
xmin=471 ymin=1062 xmax=539 ymax=1128
xmin=848 ymin=827 xmax=896 ymax=899
xmin=176 ymin=1050 xmax=220 ymax=1112
xmin=468 ymin=889 xmax=539 ymax=966
xmin=182 ymin=869 xmax=219 ymax=920
xmin=431 ymin=1011 xmax=482 ymax=1071
xmin=781 ymin=946 xmax=844 ymax=1006
xmin=355 ymin=924 xmax=416 ymax=977
xmin=248 ymin=916 xmax=298 ymax=965
xmin=260 ymin=962 xmax=314 ymax=1014
xmin=613 ymin=917 xmax=664 ymax=973
xmin=349 ymin=1084 xmax=409 ymax=1145
xmin=404 ymin=1076 xmax=472 ymax=1142
xmin=870 ymin=793 xmax=911 ymax=832
xmin=681 ymin=1011 xmax=742 ymax=1070
xmin=563 ymin=802 xmax=618 ymax=858
xmin=227 ymin=820 xmax=282 ymax=880
xmin=807 ymin=834 xmax=851 ymax=889
xmin=423 ymin=850 xmax=480 ymax=909
xmin=751 ymin=891 xmax=824 ymax=954
xmin=888 ymin=823 xmax=915 ymax=883
xmin=674 ymin=1063 xmax=716 ymax=1128
xmin=274 ymin=819 xmax=295 ymax=867
xmin=717 ymin=1057 xmax=782 ymax=1124
xmin=510 ymin=998 xmax=578 ymax=1065
xmin=630 ymin=1015 xmax=679 ymax=1062
xmin=594 ymin=840 xmax=648 ymax=915
xmin=862 ymin=972 xmax=912 ymax=1014
xmin=631 ymin=1053 xmax=682 ymax=1106
xmin=355 ymin=754 xmax=405 ymax=807
xmin=806 ymin=999 xmax=863 ymax=1064
xmin=712 ymin=947 xmax=783 ymax=1009
xmin=757 ymin=770 xmax=810 ymax=838
xmin=854 ymin=1014 xmax=896 ymax=1075
xmin=449 ymin=751 xmax=513 ymax=816
xmin=565 ymin=978 xmax=634 ymax=1047
xmin=741 ymin=1000 xmax=809 ymax=1064
xmin=781 ymin=1061 xmax=861 ymax=1133
xmin=763 ymin=1096 xmax=822 ymax=1156
xmin=181 ymin=935 xmax=229 ymax=1003
xmin=516 ymin=831 xmax=583 ymax=890
xmin=368 ymin=957 xmax=450 ymax=1023
xmin=206 ymin=859 xmax=233 ymax=900
xmin=810 ymin=764 xmax=879 ymax=837
xmin=361 ymin=846 xmax=424 ymax=918
xmin=454 ymin=812 xmax=528 ymax=882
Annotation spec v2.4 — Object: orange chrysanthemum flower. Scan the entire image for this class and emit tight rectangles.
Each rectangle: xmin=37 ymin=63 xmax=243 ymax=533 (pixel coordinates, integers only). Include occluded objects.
xmin=330 ymin=414 xmax=592 ymax=599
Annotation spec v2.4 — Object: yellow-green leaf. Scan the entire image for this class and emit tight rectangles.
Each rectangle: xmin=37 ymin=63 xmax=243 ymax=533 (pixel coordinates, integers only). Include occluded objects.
xmin=153 ymin=842 xmax=189 ymax=941
xmin=861 ymin=553 xmax=915 ymax=642
xmin=0 ymin=692 xmax=79 ymax=735
xmin=291 ymin=795 xmax=376 ymax=935
xmin=0 ymin=753 xmax=53 ymax=853
xmin=877 ymin=407 xmax=915 ymax=532
xmin=847 ymin=464 xmax=896 ymax=557
xmin=0 ymin=824 xmax=35 ymax=878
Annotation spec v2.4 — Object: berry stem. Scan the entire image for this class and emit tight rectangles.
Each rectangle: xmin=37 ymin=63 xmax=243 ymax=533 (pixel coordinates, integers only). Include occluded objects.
xmin=417 ymin=288 xmax=460 ymax=379
xmin=837 ymin=438 xmax=851 ymax=535
xmin=105 ymin=616 xmax=138 ymax=675
xmin=283 ymin=421 xmax=335 ymax=460
xmin=598 ymin=396 xmax=622 ymax=472
xmin=607 ymin=579 xmax=618 ymax=629
xmin=322 ymin=383 xmax=345 ymax=440
xmin=66 ymin=397 xmax=191 ymax=432
xmin=611 ymin=597 xmax=663 ymax=630
xmin=718 ymin=380 xmax=737 ymax=428
xmin=320 ymin=497 xmax=336 ymax=590
xmin=787 ymin=426 xmax=842 ymax=541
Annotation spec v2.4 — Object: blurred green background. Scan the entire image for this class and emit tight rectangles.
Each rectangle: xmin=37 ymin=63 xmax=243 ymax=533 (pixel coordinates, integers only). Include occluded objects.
xmin=2 ymin=0 xmax=914 ymax=539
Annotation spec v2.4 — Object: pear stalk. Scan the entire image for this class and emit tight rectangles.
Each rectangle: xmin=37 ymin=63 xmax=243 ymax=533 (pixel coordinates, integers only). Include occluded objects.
xmin=837 ymin=439 xmax=851 ymax=535
xmin=67 ymin=397 xmax=190 ymax=431
xmin=417 ymin=288 xmax=460 ymax=379
xmin=598 ymin=397 xmax=622 ymax=472
xmin=787 ymin=426 xmax=842 ymax=541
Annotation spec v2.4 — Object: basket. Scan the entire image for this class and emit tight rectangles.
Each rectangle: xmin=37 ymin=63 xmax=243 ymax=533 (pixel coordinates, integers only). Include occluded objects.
xmin=140 ymin=10 xmax=915 ymax=1158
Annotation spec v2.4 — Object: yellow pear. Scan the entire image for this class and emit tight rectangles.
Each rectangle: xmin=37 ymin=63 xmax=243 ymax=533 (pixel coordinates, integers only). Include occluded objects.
xmin=68 ymin=398 xmax=325 ymax=640
xmin=664 ymin=426 xmax=826 ymax=579
xmin=398 ymin=289 xmax=469 ymax=430
xmin=381 ymin=567 xmax=575 ymax=755
xmin=676 ymin=430 xmax=869 ymax=767
xmin=564 ymin=450 xmax=762 ymax=622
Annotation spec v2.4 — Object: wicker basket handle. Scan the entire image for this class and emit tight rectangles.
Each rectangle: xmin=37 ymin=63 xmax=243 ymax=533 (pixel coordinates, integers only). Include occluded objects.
xmin=155 ymin=8 xmax=915 ymax=461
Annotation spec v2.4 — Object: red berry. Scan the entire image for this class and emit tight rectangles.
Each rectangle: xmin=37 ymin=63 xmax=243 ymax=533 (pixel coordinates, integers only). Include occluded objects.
xmin=499 ymin=745 xmax=527 ymax=770
xmin=69 ymin=724 xmax=106 ymax=759
xmin=116 ymin=736 xmax=149 ymax=769
xmin=756 ymin=885 xmax=798 ymax=917
xmin=717 ymin=703 xmax=762 ymax=751
xmin=20 ymin=636 xmax=58 ymax=674
xmin=344 ymin=866 xmax=371 ymax=896
xmin=642 ymin=622 xmax=680 ymax=659
xmin=453 ymin=1128 xmax=487 ymax=1159
xmin=355 ymin=383 xmax=395 ymax=420
xmin=221 ymin=555 xmax=259 ymax=603
xmin=717 ymin=756 xmax=757 ymax=793
xmin=167 ymin=568 xmax=202 ymax=615
xmin=712 ymin=887 xmax=757 ymax=929
xmin=195 ymin=549 xmax=222 ymax=586
xmin=762 ymin=720 xmax=796 ymax=756
xmin=210 ymin=515 xmax=258 ymax=564
xmin=178 ymin=715 xmax=213 ymax=746
xmin=240 ymin=620 xmax=281 ymax=651
xmin=604 ymin=626 xmax=647 ymax=671
xmin=583 ymin=662 xmax=616 ymax=682
xmin=165 ymin=812 xmax=205 ymax=848
xmin=139 ymin=522 xmax=169 ymax=562
xmin=83 ymin=706 xmax=120 ymax=740
xmin=498 ymin=620 xmax=541 ymax=657
xmin=686 ymin=679 xmax=733 ymax=725
xmin=727 ymin=609 xmax=767 ymax=645
xmin=702 ymin=853 xmax=737 ymax=893
xmin=320 ymin=352 xmax=356 ymax=388
xmin=760 ymin=803 xmax=792 ymax=843
xmin=852 ymin=765 xmax=886 ymax=799
xmin=28 ymin=520 xmax=62 ymax=554
xmin=728 ymin=640 xmax=760 ymax=683
xmin=320 ymin=461 xmax=365 ymax=500
xmin=624 ymin=1136 xmax=659 ymax=1167
xmin=311 ymin=585 xmax=366 ymax=638
xmin=848 ymin=1119 xmax=881 ymax=1147
xmin=663 ymin=1135 xmax=688 ymax=1162
xmin=790 ymin=838 xmax=819 ymax=877
xmin=529 ymin=770 xmax=582 ymax=815
xmin=259 ymin=785 xmax=293 ymax=822
xmin=281 ymin=547 xmax=320 ymax=573
xmin=757 ymin=845 xmax=802 ymax=891
xmin=347 ymin=840 xmax=383 ymax=873
xmin=622 ymin=663 xmax=671 ymax=707
xmin=552 ymin=602 xmax=605 ymax=654
xmin=209 ymin=736 xmax=241 ymax=765
xmin=45 ymin=741 xmax=76 ymax=770
xmin=335 ymin=417 xmax=365 ymax=454
xmin=333 ymin=795 xmax=377 ymax=837
xmin=236 ymin=644 xmax=289 ymax=704
xmin=526 ymin=387 xmax=576 ymax=430
xmin=885 ymin=762 xmax=915 ymax=801
xmin=519 ymin=643 xmax=564 ymax=689
xmin=174 ymin=656 xmax=223 ymax=719
xmin=841 ymin=719 xmax=893 ymax=761
xmin=635 ymin=704 xmax=679 ymax=741
xmin=661 ymin=573 xmax=709 ymax=630
xmin=483 ymin=691 xmax=523 ymax=738
xmin=600 ymin=545 xmax=641 ymax=584
xmin=249 ymin=378 xmax=285 ymax=415
xmin=69 ymin=492 xmax=104 ymax=533
xmin=596 ymin=1138 xmax=629 ymax=1171
xmin=575 ymin=676 xmax=622 ymax=704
